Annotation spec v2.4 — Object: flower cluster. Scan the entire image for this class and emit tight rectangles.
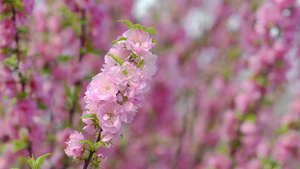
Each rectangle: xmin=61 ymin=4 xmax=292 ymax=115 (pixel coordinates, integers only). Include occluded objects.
xmin=65 ymin=20 xmax=157 ymax=166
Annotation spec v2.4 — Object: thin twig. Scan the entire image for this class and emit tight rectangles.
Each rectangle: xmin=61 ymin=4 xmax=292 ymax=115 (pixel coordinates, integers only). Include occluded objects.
xmin=83 ymin=129 xmax=102 ymax=169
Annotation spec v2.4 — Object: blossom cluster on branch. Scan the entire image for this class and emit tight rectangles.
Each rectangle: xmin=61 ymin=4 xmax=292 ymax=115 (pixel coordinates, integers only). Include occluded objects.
xmin=65 ymin=20 xmax=157 ymax=168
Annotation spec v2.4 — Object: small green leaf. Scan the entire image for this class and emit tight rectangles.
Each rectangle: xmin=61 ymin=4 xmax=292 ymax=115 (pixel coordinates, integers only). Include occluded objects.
xmin=37 ymin=99 xmax=47 ymax=110
xmin=86 ymin=41 xmax=102 ymax=56
xmin=27 ymin=158 xmax=35 ymax=169
xmin=80 ymin=113 xmax=97 ymax=119
xmin=35 ymin=153 xmax=51 ymax=169
xmin=56 ymin=55 xmax=71 ymax=63
xmin=130 ymin=52 xmax=138 ymax=61
xmin=79 ymin=140 xmax=93 ymax=148
xmin=147 ymin=27 xmax=156 ymax=35
xmin=107 ymin=53 xmax=123 ymax=65
xmin=12 ymin=0 xmax=23 ymax=12
xmin=151 ymin=39 xmax=157 ymax=45
xmin=256 ymin=74 xmax=267 ymax=87
xmin=137 ymin=59 xmax=143 ymax=68
xmin=112 ymin=37 xmax=127 ymax=45
xmin=3 ymin=54 xmax=17 ymax=67
xmin=132 ymin=24 xmax=147 ymax=32
xmin=94 ymin=141 xmax=105 ymax=149
xmin=11 ymin=140 xmax=27 ymax=153
xmin=17 ymin=26 xmax=28 ymax=34
xmin=244 ymin=113 xmax=257 ymax=122
xmin=118 ymin=19 xmax=133 ymax=29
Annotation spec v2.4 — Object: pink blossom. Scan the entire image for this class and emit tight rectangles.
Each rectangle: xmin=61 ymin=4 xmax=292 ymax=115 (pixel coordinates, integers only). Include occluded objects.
xmin=103 ymin=47 xmax=130 ymax=69
xmin=140 ymin=54 xmax=158 ymax=80
xmin=220 ymin=111 xmax=236 ymax=140
xmin=205 ymin=154 xmax=231 ymax=169
xmin=75 ymin=0 xmax=92 ymax=9
xmin=271 ymin=0 xmax=295 ymax=9
xmin=0 ymin=19 xmax=16 ymax=47
xmin=21 ymin=0 xmax=34 ymax=15
xmin=272 ymin=131 xmax=300 ymax=163
xmin=82 ymin=111 xmax=97 ymax=135
xmin=109 ymin=61 xmax=141 ymax=87
xmin=124 ymin=29 xmax=155 ymax=56
xmin=97 ymin=102 xmax=122 ymax=133
xmin=84 ymin=73 xmax=118 ymax=103
xmin=65 ymin=131 xmax=85 ymax=159
xmin=235 ymin=93 xmax=251 ymax=114
xmin=101 ymin=130 xmax=121 ymax=147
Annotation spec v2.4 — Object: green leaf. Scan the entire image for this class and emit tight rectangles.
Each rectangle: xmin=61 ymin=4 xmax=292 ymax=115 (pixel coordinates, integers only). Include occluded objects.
xmin=112 ymin=37 xmax=127 ymax=45
xmin=107 ymin=53 xmax=123 ymax=65
xmin=37 ymin=99 xmax=47 ymax=110
xmin=244 ymin=114 xmax=257 ymax=122
xmin=147 ymin=27 xmax=156 ymax=35
xmin=11 ymin=140 xmax=27 ymax=153
xmin=3 ymin=54 xmax=17 ymax=67
xmin=12 ymin=0 xmax=23 ymax=12
xmin=86 ymin=41 xmax=102 ymax=56
xmin=80 ymin=113 xmax=97 ymax=119
xmin=137 ymin=59 xmax=143 ymax=68
xmin=151 ymin=39 xmax=157 ymax=45
xmin=56 ymin=55 xmax=71 ymax=63
xmin=132 ymin=24 xmax=147 ymax=32
xmin=94 ymin=141 xmax=105 ymax=149
xmin=27 ymin=157 xmax=35 ymax=169
xmin=35 ymin=153 xmax=51 ymax=169
xmin=256 ymin=74 xmax=267 ymax=87
xmin=130 ymin=52 xmax=138 ymax=61
xmin=17 ymin=26 xmax=28 ymax=34
xmin=79 ymin=140 xmax=93 ymax=148
xmin=118 ymin=19 xmax=133 ymax=29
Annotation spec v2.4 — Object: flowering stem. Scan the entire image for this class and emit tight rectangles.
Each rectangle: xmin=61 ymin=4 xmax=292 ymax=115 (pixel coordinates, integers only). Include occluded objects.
xmin=69 ymin=9 xmax=86 ymax=124
xmin=11 ymin=4 xmax=32 ymax=156
xmin=11 ymin=4 xmax=25 ymax=92
xmin=229 ymin=87 xmax=266 ymax=167
xmin=83 ymin=128 xmax=102 ymax=169
xmin=79 ymin=9 xmax=86 ymax=62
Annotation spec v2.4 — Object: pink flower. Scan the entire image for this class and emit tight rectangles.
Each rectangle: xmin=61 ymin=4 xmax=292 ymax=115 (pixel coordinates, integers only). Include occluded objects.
xmin=140 ymin=54 xmax=158 ymax=80
xmin=65 ymin=131 xmax=85 ymax=159
xmin=120 ymin=101 xmax=137 ymax=123
xmin=272 ymin=131 xmax=300 ymax=163
xmin=220 ymin=111 xmax=236 ymax=140
xmin=75 ymin=0 xmax=92 ymax=9
xmin=271 ymin=0 xmax=295 ymax=9
xmin=0 ymin=19 xmax=16 ymax=47
xmin=101 ymin=130 xmax=121 ymax=147
xmin=124 ymin=29 xmax=155 ymax=56
xmin=110 ymin=61 xmax=141 ymax=87
xmin=85 ymin=73 xmax=118 ymax=103
xmin=97 ymin=102 xmax=122 ymax=133
xmin=205 ymin=154 xmax=231 ymax=169
xmin=0 ymin=0 xmax=7 ymax=13
xmin=21 ymin=0 xmax=34 ymax=15
xmin=235 ymin=93 xmax=251 ymax=114
xmin=256 ymin=141 xmax=270 ymax=158
xmin=103 ymin=46 xmax=130 ymax=69
xmin=82 ymin=111 xmax=97 ymax=135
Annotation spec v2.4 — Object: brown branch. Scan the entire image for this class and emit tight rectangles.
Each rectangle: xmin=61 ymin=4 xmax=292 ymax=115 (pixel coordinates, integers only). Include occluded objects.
xmin=69 ymin=9 xmax=86 ymax=124
xmin=11 ymin=4 xmax=32 ymax=155
xmin=79 ymin=9 xmax=86 ymax=62
xmin=83 ymin=129 xmax=102 ymax=169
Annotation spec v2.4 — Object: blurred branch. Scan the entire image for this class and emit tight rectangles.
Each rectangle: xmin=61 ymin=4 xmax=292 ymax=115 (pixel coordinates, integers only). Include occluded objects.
xmin=83 ymin=129 xmax=102 ymax=169
xmin=69 ymin=9 xmax=86 ymax=124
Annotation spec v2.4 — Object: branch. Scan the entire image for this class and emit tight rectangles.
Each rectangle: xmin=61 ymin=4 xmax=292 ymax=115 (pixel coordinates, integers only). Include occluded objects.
xmin=83 ymin=129 xmax=102 ymax=169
